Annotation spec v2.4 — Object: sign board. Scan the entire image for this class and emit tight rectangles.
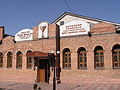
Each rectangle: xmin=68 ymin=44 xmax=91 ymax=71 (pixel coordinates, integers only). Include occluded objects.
xmin=38 ymin=22 xmax=48 ymax=38
xmin=60 ymin=20 xmax=90 ymax=37
xmin=15 ymin=29 xmax=33 ymax=41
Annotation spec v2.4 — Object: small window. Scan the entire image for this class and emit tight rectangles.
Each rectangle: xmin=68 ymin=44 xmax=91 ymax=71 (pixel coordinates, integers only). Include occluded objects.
xmin=7 ymin=52 xmax=12 ymax=68
xmin=60 ymin=21 xmax=64 ymax=25
xmin=94 ymin=46 xmax=104 ymax=69
xmin=26 ymin=50 xmax=32 ymax=69
xmin=112 ymin=44 xmax=120 ymax=69
xmin=63 ymin=48 xmax=71 ymax=69
xmin=16 ymin=51 xmax=22 ymax=69
xmin=27 ymin=57 xmax=32 ymax=69
xmin=78 ymin=47 xmax=87 ymax=69
xmin=0 ymin=52 xmax=3 ymax=68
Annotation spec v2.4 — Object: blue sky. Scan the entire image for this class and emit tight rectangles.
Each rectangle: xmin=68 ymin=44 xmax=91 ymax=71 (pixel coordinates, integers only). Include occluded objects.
xmin=0 ymin=0 xmax=120 ymax=35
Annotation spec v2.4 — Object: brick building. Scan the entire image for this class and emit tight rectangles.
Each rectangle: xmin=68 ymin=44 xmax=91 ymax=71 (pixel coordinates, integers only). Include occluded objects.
xmin=0 ymin=12 xmax=120 ymax=83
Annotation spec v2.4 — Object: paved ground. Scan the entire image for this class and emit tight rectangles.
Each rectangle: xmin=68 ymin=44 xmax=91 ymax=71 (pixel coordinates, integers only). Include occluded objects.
xmin=0 ymin=78 xmax=120 ymax=90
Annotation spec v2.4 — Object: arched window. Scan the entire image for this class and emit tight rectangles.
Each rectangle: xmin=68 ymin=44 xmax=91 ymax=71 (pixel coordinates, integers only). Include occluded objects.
xmin=0 ymin=52 xmax=3 ymax=68
xmin=16 ymin=51 xmax=22 ymax=69
xmin=78 ymin=47 xmax=87 ymax=69
xmin=63 ymin=48 xmax=71 ymax=69
xmin=112 ymin=44 xmax=120 ymax=69
xmin=7 ymin=52 xmax=12 ymax=68
xmin=94 ymin=46 xmax=104 ymax=69
xmin=26 ymin=50 xmax=32 ymax=69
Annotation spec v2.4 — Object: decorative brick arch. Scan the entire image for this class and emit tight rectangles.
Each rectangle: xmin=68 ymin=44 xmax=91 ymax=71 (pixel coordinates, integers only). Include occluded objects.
xmin=76 ymin=46 xmax=87 ymax=53
xmin=111 ymin=43 xmax=120 ymax=51
xmin=61 ymin=47 xmax=72 ymax=53
xmin=92 ymin=44 xmax=105 ymax=52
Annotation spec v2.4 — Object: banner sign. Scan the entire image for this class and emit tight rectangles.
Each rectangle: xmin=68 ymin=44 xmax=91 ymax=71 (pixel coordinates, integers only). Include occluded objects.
xmin=38 ymin=22 xmax=48 ymax=38
xmin=15 ymin=29 xmax=33 ymax=41
xmin=60 ymin=20 xmax=90 ymax=37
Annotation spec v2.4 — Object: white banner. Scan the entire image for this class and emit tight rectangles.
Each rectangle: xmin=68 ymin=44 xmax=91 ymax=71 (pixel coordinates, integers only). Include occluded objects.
xmin=15 ymin=29 xmax=33 ymax=41
xmin=60 ymin=20 xmax=90 ymax=37
xmin=38 ymin=22 xmax=48 ymax=38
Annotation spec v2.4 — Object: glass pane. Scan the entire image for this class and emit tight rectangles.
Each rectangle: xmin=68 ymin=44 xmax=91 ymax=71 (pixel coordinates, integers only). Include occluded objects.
xmin=95 ymin=56 xmax=99 ymax=62
xmin=113 ymin=55 xmax=117 ymax=62
xmin=96 ymin=52 xmax=99 ymax=55
xmin=80 ymin=57 xmax=82 ymax=62
xmin=96 ymin=64 xmax=99 ymax=67
xmin=113 ymin=51 xmax=117 ymax=55
xmin=80 ymin=53 xmax=82 ymax=56
xmin=100 ymin=52 xmax=103 ymax=55
xmin=100 ymin=56 xmax=104 ymax=62
xmin=65 ymin=59 xmax=67 ymax=63
xmin=69 ymin=59 xmax=71 ymax=63
xmin=119 ymin=54 xmax=120 ymax=62
xmin=65 ymin=64 xmax=67 ymax=67
xmin=80 ymin=64 xmax=82 ymax=67
xmin=119 ymin=63 xmax=120 ymax=66
xmin=84 ymin=57 xmax=87 ymax=62
xmin=69 ymin=57 xmax=71 ymax=61
xmin=84 ymin=64 xmax=87 ymax=67
xmin=115 ymin=63 xmax=118 ymax=67
xmin=65 ymin=54 xmax=67 ymax=57
xmin=69 ymin=64 xmax=71 ymax=67
xmin=101 ymin=63 xmax=104 ymax=67
xmin=64 ymin=57 xmax=67 ymax=60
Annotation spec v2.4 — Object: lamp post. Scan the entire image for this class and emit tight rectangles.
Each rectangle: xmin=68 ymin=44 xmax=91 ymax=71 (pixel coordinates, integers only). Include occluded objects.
xmin=48 ymin=53 xmax=56 ymax=90
xmin=53 ymin=54 xmax=56 ymax=90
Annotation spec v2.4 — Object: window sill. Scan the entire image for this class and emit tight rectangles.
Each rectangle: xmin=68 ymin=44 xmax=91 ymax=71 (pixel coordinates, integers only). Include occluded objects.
xmin=113 ymin=67 xmax=120 ymax=69
xmin=95 ymin=67 xmax=105 ymax=70
xmin=62 ymin=68 xmax=71 ymax=70
xmin=7 ymin=67 xmax=12 ymax=69
xmin=78 ymin=68 xmax=87 ymax=70
xmin=16 ymin=68 xmax=22 ymax=69
xmin=0 ymin=67 xmax=3 ymax=69
xmin=27 ymin=68 xmax=32 ymax=69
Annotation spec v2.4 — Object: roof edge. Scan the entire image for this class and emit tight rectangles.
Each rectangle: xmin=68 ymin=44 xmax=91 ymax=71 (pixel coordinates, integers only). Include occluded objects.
xmin=52 ymin=12 xmax=120 ymax=26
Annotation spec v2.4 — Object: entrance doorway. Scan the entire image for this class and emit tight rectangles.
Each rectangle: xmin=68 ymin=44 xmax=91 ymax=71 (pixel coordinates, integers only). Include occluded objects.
xmin=26 ymin=51 xmax=51 ymax=83
xmin=37 ymin=59 xmax=50 ymax=83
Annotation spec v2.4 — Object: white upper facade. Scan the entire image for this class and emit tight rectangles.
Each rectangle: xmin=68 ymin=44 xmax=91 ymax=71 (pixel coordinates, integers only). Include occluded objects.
xmin=53 ymin=12 xmax=120 ymax=37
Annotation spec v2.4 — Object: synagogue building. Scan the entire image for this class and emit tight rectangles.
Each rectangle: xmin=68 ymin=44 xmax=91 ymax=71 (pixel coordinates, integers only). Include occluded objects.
xmin=0 ymin=12 xmax=120 ymax=83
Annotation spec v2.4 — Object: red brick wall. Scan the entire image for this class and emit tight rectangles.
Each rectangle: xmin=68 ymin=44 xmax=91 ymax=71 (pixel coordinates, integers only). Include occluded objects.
xmin=60 ymin=22 xmax=120 ymax=80
xmin=33 ymin=26 xmax=38 ymax=40
xmin=0 ymin=22 xmax=120 ymax=83
xmin=0 ymin=26 xmax=4 ymax=40
xmin=91 ymin=22 xmax=116 ymax=34
xmin=0 ymin=24 xmax=58 ymax=83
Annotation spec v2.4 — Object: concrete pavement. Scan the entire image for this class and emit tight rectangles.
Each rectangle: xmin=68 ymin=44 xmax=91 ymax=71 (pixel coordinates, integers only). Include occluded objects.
xmin=0 ymin=78 xmax=120 ymax=90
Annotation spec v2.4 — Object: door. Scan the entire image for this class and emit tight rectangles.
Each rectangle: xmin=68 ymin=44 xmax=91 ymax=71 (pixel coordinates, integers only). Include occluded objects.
xmin=39 ymin=69 xmax=45 ymax=82
xmin=37 ymin=59 xmax=50 ymax=83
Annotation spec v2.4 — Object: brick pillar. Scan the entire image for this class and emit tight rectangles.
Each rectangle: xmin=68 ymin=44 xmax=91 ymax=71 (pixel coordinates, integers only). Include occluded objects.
xmin=0 ymin=26 xmax=4 ymax=41
xmin=71 ymin=52 xmax=77 ymax=70
xmin=48 ymin=24 xmax=57 ymax=37
xmin=3 ymin=53 xmax=7 ymax=69
xmin=87 ymin=51 xmax=94 ymax=70
xmin=13 ymin=53 xmax=16 ymax=69
xmin=104 ymin=50 xmax=113 ymax=70
xmin=33 ymin=26 xmax=38 ymax=40
xmin=22 ymin=54 xmax=27 ymax=69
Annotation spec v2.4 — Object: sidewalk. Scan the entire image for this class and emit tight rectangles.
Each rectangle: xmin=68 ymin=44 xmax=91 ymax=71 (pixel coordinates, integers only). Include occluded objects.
xmin=0 ymin=78 xmax=120 ymax=90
